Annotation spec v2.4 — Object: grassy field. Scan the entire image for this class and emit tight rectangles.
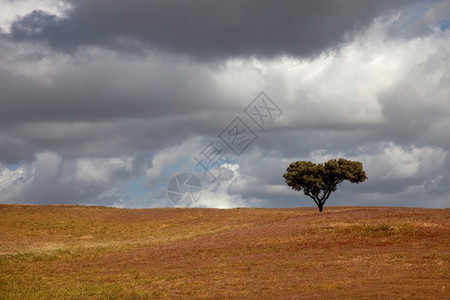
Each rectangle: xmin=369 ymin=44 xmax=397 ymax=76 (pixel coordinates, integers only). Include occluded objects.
xmin=0 ymin=204 xmax=449 ymax=299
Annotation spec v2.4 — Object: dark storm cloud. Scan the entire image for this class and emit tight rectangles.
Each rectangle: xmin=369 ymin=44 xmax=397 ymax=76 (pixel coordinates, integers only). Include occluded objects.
xmin=0 ymin=50 xmax=235 ymax=164
xmin=7 ymin=0 xmax=412 ymax=59
xmin=0 ymin=60 xmax=224 ymax=126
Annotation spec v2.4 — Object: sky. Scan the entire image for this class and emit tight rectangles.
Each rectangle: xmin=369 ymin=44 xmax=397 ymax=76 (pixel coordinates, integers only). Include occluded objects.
xmin=0 ymin=0 xmax=449 ymax=209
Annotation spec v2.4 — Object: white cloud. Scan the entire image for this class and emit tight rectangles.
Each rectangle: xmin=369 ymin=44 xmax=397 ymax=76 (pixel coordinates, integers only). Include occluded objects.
xmin=197 ymin=164 xmax=244 ymax=208
xmin=0 ymin=164 xmax=29 ymax=201
xmin=66 ymin=157 xmax=133 ymax=185
xmin=0 ymin=152 xmax=135 ymax=205
xmin=305 ymin=142 xmax=446 ymax=182
xmin=0 ymin=0 xmax=71 ymax=33
xmin=145 ymin=136 xmax=203 ymax=182
xmin=366 ymin=143 xmax=446 ymax=181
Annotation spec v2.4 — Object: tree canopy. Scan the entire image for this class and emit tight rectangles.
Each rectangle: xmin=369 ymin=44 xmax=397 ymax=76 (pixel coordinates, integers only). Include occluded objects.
xmin=283 ymin=158 xmax=367 ymax=212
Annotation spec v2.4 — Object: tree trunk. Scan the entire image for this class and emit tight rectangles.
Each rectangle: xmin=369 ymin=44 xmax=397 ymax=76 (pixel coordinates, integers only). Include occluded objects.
xmin=317 ymin=203 xmax=323 ymax=212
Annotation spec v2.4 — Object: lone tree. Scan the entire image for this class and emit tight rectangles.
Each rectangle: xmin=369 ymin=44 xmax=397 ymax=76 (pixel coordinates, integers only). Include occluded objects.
xmin=283 ymin=158 xmax=367 ymax=212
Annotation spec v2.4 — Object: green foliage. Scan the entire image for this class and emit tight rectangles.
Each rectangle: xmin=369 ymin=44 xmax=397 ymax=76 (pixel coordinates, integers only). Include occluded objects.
xmin=283 ymin=158 xmax=367 ymax=211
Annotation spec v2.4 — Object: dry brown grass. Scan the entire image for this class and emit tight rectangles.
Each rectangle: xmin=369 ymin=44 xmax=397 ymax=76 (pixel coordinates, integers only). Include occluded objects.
xmin=0 ymin=204 xmax=449 ymax=299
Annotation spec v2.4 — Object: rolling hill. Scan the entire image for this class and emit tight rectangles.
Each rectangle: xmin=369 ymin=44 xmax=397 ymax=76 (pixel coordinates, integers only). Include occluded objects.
xmin=1 ymin=204 xmax=449 ymax=299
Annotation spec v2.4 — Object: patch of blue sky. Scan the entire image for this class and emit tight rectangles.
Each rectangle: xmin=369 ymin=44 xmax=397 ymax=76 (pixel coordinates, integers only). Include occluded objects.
xmin=388 ymin=1 xmax=449 ymax=38
xmin=162 ymin=156 xmax=193 ymax=178
xmin=121 ymin=177 xmax=148 ymax=197
xmin=440 ymin=20 xmax=448 ymax=32
xmin=192 ymin=156 xmax=239 ymax=174
xmin=119 ymin=177 xmax=153 ymax=208
xmin=7 ymin=163 xmax=21 ymax=171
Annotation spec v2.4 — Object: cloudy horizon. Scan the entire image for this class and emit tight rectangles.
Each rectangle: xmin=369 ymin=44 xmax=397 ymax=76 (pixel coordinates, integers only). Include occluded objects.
xmin=0 ymin=0 xmax=449 ymax=209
